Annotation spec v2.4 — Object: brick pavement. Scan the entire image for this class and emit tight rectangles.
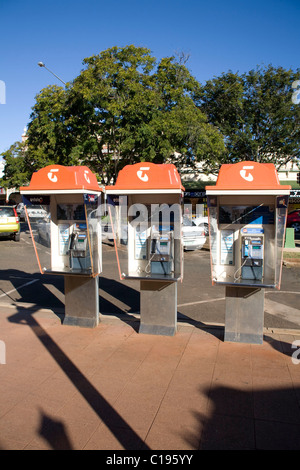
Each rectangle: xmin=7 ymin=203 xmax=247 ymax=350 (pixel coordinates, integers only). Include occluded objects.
xmin=1 ymin=304 xmax=300 ymax=450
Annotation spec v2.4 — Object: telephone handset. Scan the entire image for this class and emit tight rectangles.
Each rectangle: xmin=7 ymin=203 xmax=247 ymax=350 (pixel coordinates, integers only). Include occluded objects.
xmin=69 ymin=232 xmax=77 ymax=251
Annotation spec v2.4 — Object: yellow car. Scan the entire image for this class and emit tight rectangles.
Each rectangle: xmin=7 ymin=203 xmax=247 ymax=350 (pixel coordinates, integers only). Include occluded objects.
xmin=0 ymin=205 xmax=20 ymax=241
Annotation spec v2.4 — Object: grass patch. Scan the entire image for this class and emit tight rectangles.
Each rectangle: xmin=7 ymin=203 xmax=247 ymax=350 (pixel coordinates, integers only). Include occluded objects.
xmin=283 ymin=251 xmax=300 ymax=259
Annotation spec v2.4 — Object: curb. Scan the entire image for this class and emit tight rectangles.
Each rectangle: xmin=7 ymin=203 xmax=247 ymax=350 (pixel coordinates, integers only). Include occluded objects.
xmin=283 ymin=259 xmax=300 ymax=267
xmin=2 ymin=301 xmax=300 ymax=337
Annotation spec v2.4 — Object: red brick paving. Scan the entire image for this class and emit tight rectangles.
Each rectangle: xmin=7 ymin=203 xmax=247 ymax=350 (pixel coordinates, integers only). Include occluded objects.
xmin=1 ymin=305 xmax=300 ymax=450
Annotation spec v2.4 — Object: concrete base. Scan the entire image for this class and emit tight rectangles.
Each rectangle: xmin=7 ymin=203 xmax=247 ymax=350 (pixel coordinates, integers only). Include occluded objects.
xmin=139 ymin=281 xmax=177 ymax=336
xmin=224 ymin=286 xmax=264 ymax=344
xmin=63 ymin=275 xmax=99 ymax=328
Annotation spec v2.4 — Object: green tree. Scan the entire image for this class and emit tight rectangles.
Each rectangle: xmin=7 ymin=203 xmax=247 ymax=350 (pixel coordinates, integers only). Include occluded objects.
xmin=66 ymin=45 xmax=158 ymax=183
xmin=8 ymin=45 xmax=224 ymax=185
xmin=0 ymin=141 xmax=28 ymax=188
xmin=50 ymin=45 xmax=224 ymax=183
xmin=148 ymin=56 xmax=225 ymax=169
xmin=25 ymin=85 xmax=79 ymax=172
xmin=198 ymin=65 xmax=300 ymax=173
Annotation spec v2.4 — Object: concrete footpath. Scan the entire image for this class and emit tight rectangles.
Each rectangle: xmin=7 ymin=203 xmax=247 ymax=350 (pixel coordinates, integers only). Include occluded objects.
xmin=1 ymin=302 xmax=300 ymax=450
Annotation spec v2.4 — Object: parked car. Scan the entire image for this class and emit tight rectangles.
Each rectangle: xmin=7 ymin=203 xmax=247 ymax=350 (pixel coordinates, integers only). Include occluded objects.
xmin=37 ymin=215 xmax=51 ymax=246
xmin=182 ymin=217 xmax=206 ymax=250
xmin=101 ymin=221 xmax=128 ymax=245
xmin=102 ymin=222 xmax=113 ymax=241
xmin=20 ymin=205 xmax=48 ymax=222
xmin=16 ymin=202 xmax=24 ymax=218
xmin=287 ymin=209 xmax=300 ymax=232
xmin=0 ymin=205 xmax=20 ymax=241
xmin=193 ymin=215 xmax=209 ymax=236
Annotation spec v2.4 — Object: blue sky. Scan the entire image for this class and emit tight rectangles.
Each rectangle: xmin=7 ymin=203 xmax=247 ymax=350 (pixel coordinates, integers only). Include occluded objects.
xmin=0 ymin=0 xmax=299 ymax=156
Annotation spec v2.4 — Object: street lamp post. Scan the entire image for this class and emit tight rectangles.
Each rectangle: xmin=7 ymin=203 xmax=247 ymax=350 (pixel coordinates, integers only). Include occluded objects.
xmin=37 ymin=62 xmax=66 ymax=86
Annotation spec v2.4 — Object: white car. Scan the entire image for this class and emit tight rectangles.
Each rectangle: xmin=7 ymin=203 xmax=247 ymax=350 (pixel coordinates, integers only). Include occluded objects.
xmin=193 ymin=215 xmax=209 ymax=236
xmin=182 ymin=217 xmax=206 ymax=251
xmin=21 ymin=206 xmax=48 ymax=221
xmin=16 ymin=202 xmax=24 ymax=218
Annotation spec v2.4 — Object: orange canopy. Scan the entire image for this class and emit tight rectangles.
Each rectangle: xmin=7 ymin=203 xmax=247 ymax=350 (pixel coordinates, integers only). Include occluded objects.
xmin=20 ymin=165 xmax=102 ymax=194
xmin=106 ymin=162 xmax=184 ymax=193
xmin=206 ymin=161 xmax=291 ymax=194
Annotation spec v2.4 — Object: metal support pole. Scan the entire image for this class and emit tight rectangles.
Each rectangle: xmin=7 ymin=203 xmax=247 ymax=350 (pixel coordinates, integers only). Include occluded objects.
xmin=139 ymin=280 xmax=177 ymax=336
xmin=63 ymin=275 xmax=99 ymax=328
xmin=224 ymin=286 xmax=264 ymax=344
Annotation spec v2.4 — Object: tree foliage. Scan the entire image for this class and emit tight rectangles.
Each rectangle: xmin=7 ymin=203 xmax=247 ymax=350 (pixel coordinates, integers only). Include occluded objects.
xmin=2 ymin=45 xmax=224 ymax=186
xmin=198 ymin=65 xmax=300 ymax=173
xmin=0 ymin=141 xmax=29 ymax=188
xmin=25 ymin=85 xmax=79 ymax=171
xmin=2 ymin=50 xmax=299 ymax=188
xmin=65 ymin=45 xmax=224 ymax=183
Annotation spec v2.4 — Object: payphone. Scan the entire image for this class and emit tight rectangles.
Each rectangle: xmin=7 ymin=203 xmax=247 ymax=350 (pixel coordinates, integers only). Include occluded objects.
xmin=240 ymin=231 xmax=264 ymax=281
xmin=134 ymin=226 xmax=174 ymax=275
xmin=106 ymin=162 xmax=184 ymax=336
xmin=149 ymin=229 xmax=174 ymax=275
xmin=20 ymin=165 xmax=103 ymax=328
xmin=206 ymin=161 xmax=291 ymax=344
xmin=68 ymin=223 xmax=90 ymax=270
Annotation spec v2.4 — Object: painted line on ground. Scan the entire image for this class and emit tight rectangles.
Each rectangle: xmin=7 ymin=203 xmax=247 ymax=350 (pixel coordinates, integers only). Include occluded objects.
xmin=0 ymin=279 xmax=39 ymax=298
xmin=265 ymin=290 xmax=300 ymax=295
xmin=178 ymin=297 xmax=225 ymax=307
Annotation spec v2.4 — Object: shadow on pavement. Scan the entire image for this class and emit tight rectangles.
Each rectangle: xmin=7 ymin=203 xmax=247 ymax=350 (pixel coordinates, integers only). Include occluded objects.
xmin=196 ymin=384 xmax=300 ymax=450
xmin=38 ymin=412 xmax=73 ymax=450
xmin=7 ymin=306 xmax=150 ymax=451
xmin=0 ymin=269 xmax=65 ymax=315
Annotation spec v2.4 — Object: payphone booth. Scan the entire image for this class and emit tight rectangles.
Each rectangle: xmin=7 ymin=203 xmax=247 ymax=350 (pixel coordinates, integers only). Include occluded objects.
xmin=20 ymin=165 xmax=103 ymax=328
xmin=105 ymin=162 xmax=184 ymax=336
xmin=206 ymin=161 xmax=291 ymax=344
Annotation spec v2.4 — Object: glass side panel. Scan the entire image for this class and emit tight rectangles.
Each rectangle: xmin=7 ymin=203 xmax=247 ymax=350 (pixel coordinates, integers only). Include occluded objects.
xmin=275 ymin=195 xmax=289 ymax=289
xmin=22 ymin=198 xmax=51 ymax=274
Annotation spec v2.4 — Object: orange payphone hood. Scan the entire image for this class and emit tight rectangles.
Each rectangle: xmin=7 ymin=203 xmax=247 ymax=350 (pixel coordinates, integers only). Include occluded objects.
xmin=206 ymin=161 xmax=291 ymax=194
xmin=20 ymin=165 xmax=102 ymax=193
xmin=106 ymin=162 xmax=184 ymax=193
